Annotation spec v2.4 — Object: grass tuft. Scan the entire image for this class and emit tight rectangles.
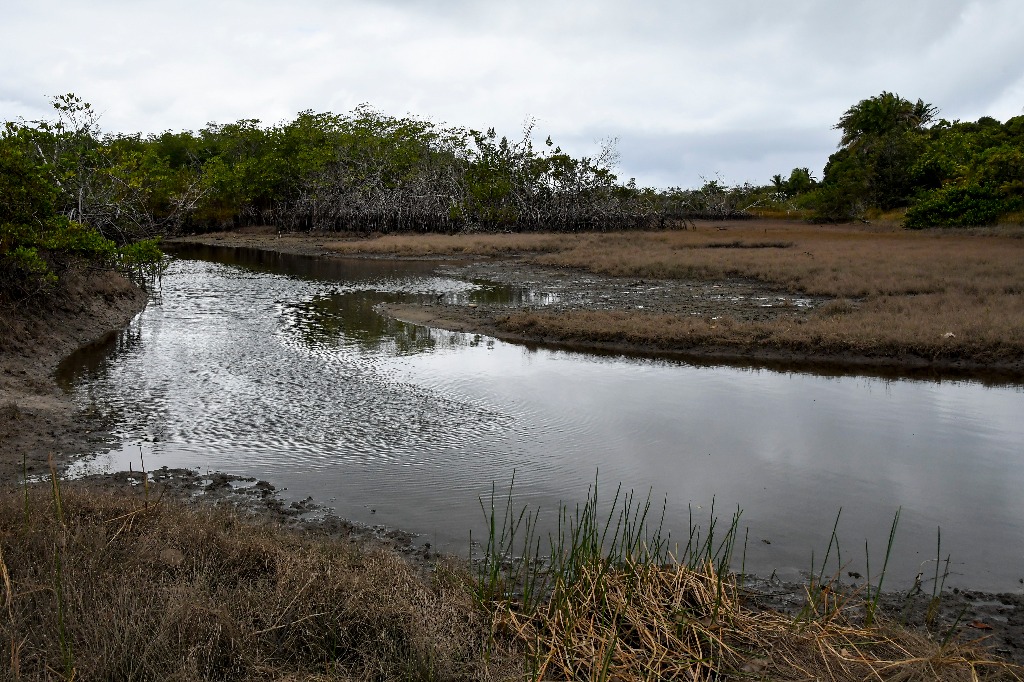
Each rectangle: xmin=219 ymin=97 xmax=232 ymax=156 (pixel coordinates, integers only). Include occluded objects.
xmin=475 ymin=479 xmax=1020 ymax=681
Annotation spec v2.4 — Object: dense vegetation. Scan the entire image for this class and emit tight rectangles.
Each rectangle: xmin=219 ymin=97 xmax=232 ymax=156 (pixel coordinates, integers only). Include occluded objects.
xmin=0 ymin=96 xmax=163 ymax=301
xmin=757 ymin=92 xmax=1024 ymax=226
xmin=3 ymin=92 xmax=1022 ymax=300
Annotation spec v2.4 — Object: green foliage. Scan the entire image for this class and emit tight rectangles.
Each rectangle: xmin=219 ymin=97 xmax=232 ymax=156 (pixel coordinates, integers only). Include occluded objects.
xmin=0 ymin=99 xmax=158 ymax=301
xmin=835 ymin=91 xmax=937 ymax=149
xmin=772 ymin=167 xmax=818 ymax=197
xmin=40 ymin=219 xmax=117 ymax=261
xmin=823 ymin=93 xmax=935 ymax=211
xmin=805 ymin=92 xmax=1024 ymax=226
xmin=8 ymin=90 xmax=1023 ymax=254
xmin=117 ymin=237 xmax=164 ymax=266
xmin=117 ymin=238 xmax=166 ymax=286
xmin=0 ymin=216 xmax=121 ymax=299
xmin=808 ymin=184 xmax=866 ymax=223
xmin=904 ymin=185 xmax=1006 ymax=228
xmin=5 ymin=245 xmax=55 ymax=281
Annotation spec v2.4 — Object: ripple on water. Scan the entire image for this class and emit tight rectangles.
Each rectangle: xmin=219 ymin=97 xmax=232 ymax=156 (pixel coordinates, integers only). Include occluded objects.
xmin=60 ymin=253 xmax=1024 ymax=593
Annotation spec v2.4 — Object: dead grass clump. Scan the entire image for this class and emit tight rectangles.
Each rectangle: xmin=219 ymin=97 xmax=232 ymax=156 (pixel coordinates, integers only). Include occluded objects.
xmin=0 ymin=483 xmax=510 ymax=681
xmin=473 ymin=481 xmax=1021 ymax=681
xmin=494 ymin=560 xmax=768 ymax=680
xmin=491 ymin=562 xmax=1019 ymax=681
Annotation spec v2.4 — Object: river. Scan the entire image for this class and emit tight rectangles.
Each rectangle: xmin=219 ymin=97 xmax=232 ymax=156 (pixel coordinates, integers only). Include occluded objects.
xmin=59 ymin=245 xmax=1024 ymax=592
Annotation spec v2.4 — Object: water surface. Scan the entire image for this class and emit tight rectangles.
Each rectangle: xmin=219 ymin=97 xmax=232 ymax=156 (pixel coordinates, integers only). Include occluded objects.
xmin=61 ymin=246 xmax=1024 ymax=592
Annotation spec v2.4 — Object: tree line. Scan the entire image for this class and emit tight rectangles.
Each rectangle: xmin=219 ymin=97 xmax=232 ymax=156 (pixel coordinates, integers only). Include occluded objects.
xmin=3 ymin=92 xmax=1022 ymax=301
xmin=29 ymin=97 xmax=662 ymax=236
xmin=0 ymin=95 xmax=660 ymax=301
xmin=754 ymin=92 xmax=1024 ymax=227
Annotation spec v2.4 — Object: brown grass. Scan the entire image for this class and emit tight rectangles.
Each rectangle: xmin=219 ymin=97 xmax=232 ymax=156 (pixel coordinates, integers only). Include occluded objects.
xmin=328 ymin=222 xmax=1024 ymax=367
xmin=326 ymin=233 xmax=566 ymax=258
xmin=0 ymin=483 xmax=510 ymax=681
xmin=493 ymin=560 xmax=1018 ymax=681
xmin=2 ymin=481 xmax=1019 ymax=681
xmin=328 ymin=221 xmax=1024 ymax=297
xmin=497 ymin=289 xmax=1024 ymax=364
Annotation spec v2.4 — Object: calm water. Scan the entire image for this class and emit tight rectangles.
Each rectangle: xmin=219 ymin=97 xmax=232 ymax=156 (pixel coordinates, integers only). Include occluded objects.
xmin=60 ymin=246 xmax=1024 ymax=592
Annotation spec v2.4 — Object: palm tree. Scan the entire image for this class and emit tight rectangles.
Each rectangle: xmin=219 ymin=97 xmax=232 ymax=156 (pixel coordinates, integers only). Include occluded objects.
xmin=835 ymin=92 xmax=938 ymax=150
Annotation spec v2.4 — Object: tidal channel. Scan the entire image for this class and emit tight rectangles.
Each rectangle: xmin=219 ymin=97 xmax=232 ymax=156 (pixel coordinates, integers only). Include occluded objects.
xmin=59 ymin=246 xmax=1024 ymax=592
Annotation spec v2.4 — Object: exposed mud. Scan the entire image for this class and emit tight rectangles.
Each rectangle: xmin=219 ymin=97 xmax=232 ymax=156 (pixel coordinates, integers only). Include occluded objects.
xmin=3 ymin=238 xmax=1022 ymax=666
xmin=168 ymin=228 xmax=1024 ymax=381
xmin=0 ymin=268 xmax=148 ymax=479
xmin=744 ymin=575 xmax=1024 ymax=666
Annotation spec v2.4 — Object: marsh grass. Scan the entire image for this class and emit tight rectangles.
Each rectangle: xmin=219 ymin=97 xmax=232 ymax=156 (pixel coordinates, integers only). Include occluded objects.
xmin=2 ymin=475 xmax=1020 ymax=681
xmin=327 ymin=222 xmax=1024 ymax=298
xmin=326 ymin=233 xmax=566 ymax=258
xmin=495 ymin=289 xmax=1024 ymax=365
xmin=0 ymin=482 xmax=507 ymax=681
xmin=474 ymin=480 xmax=1021 ymax=681
xmin=329 ymin=222 xmax=1024 ymax=366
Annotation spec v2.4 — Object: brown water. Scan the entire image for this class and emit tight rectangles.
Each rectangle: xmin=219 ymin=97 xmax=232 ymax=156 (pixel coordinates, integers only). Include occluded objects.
xmin=60 ymin=246 xmax=1024 ymax=592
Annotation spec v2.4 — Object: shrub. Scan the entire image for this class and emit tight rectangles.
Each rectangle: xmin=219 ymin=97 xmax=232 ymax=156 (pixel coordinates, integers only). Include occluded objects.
xmin=904 ymin=184 xmax=1005 ymax=228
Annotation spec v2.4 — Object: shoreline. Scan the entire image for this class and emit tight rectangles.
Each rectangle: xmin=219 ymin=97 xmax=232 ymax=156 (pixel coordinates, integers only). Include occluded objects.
xmin=2 ymin=240 xmax=1023 ymax=669
xmin=168 ymin=228 xmax=1024 ymax=382
xmin=378 ymin=301 xmax=1024 ymax=383
xmin=0 ymin=268 xmax=148 ymax=479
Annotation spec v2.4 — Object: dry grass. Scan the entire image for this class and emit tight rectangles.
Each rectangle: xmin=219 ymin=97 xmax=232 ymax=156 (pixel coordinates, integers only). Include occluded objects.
xmin=326 ymin=233 xmax=566 ymax=258
xmin=492 ymin=561 xmax=1019 ymax=681
xmin=329 ymin=222 xmax=1024 ymax=367
xmin=328 ymin=221 xmax=1024 ymax=297
xmin=2 ymin=480 xmax=1019 ymax=681
xmin=0 ymin=483 xmax=511 ymax=681
xmin=498 ymin=289 xmax=1024 ymax=364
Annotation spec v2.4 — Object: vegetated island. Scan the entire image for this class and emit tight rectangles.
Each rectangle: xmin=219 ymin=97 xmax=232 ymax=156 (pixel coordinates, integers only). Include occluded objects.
xmin=174 ymin=218 xmax=1024 ymax=381
xmin=2 ymin=92 xmax=1024 ymax=679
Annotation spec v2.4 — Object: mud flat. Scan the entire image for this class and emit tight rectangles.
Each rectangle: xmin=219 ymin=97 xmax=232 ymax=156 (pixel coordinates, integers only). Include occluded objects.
xmin=172 ymin=223 xmax=1024 ymax=380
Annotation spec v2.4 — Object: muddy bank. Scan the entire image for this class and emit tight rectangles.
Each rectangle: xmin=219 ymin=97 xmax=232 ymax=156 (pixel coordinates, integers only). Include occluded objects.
xmin=71 ymin=466 xmax=436 ymax=568
xmin=744 ymin=575 xmax=1024 ymax=667
xmin=169 ymin=229 xmax=1024 ymax=380
xmin=4 ymin=243 xmax=1023 ymax=666
xmin=0 ymin=268 xmax=148 ymax=479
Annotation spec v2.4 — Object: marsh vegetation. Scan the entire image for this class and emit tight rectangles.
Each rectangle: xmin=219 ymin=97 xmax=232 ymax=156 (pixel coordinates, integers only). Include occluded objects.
xmin=327 ymin=221 xmax=1024 ymax=370
xmin=3 ymin=90 xmax=1024 ymax=681
xmin=3 ymin=474 xmax=1020 ymax=680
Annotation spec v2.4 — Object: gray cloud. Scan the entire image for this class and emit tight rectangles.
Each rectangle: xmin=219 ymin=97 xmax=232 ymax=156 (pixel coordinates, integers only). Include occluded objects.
xmin=2 ymin=0 xmax=1021 ymax=188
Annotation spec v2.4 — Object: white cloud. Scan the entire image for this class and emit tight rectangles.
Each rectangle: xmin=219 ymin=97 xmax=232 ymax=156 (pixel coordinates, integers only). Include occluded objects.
xmin=2 ymin=0 xmax=1021 ymax=188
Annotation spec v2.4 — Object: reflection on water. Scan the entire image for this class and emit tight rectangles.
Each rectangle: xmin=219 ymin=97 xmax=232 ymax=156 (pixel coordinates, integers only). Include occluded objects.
xmin=59 ymin=246 xmax=1024 ymax=593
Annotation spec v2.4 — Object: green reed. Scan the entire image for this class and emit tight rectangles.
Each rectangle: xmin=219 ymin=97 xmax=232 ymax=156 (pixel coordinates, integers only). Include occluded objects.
xmin=864 ymin=508 xmax=901 ymax=626
xmin=472 ymin=473 xmax=743 ymax=615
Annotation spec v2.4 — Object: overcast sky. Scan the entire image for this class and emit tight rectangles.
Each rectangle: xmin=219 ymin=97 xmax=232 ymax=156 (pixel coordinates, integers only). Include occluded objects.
xmin=3 ymin=0 xmax=1022 ymax=189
